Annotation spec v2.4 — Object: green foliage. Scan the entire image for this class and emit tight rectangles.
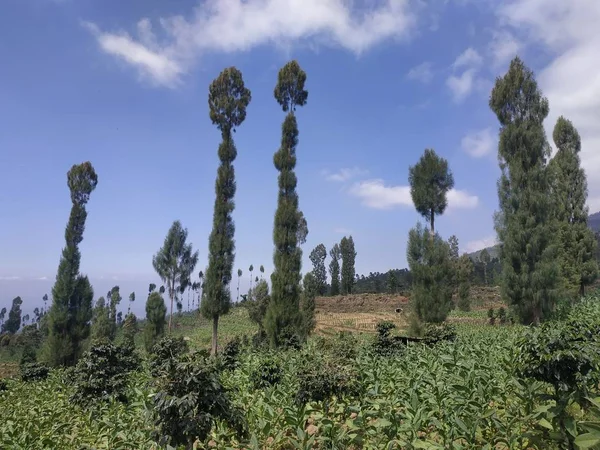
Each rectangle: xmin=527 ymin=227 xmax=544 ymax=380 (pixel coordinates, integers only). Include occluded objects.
xmin=317 ymin=330 xmax=358 ymax=361
xmin=47 ymin=162 xmax=97 ymax=367
xmin=457 ymin=254 xmax=474 ymax=311
xmin=20 ymin=345 xmax=37 ymax=367
xmin=107 ymin=285 xmax=122 ymax=340
xmin=266 ymin=60 xmax=308 ymax=348
xmin=497 ymin=306 xmax=507 ymax=324
xmin=490 ymin=57 xmax=559 ymax=325
xmin=246 ymin=279 xmax=270 ymax=330
xmin=1 ymin=296 xmax=22 ymax=334
xmin=71 ymin=340 xmax=140 ymax=406
xmin=409 ymin=148 xmax=454 ymax=233
xmin=153 ymin=220 xmax=199 ymax=333
xmin=488 ymin=307 xmax=495 ymax=325
xmin=295 ymin=357 xmax=361 ymax=407
xmin=144 ymin=292 xmax=167 ymax=352
xmin=20 ymin=363 xmax=49 ymax=382
xmin=250 ymin=356 xmax=283 ymax=389
xmin=340 ymin=235 xmax=357 ymax=295
xmin=149 ymin=335 xmax=189 ymax=378
xmin=121 ymin=313 xmax=137 ymax=348
xmin=373 ymin=321 xmax=403 ymax=357
xmin=90 ymin=296 xmax=112 ymax=341
xmin=407 ymin=223 xmax=454 ymax=323
xmin=299 ymin=272 xmax=317 ymax=338
xmin=422 ymin=323 xmax=457 ymax=344
xmin=203 ymin=67 xmax=251 ymax=355
xmin=221 ymin=336 xmax=242 ymax=370
xmin=550 ymin=116 xmax=598 ymax=299
xmin=328 ymin=243 xmax=341 ymax=296
xmin=309 ymin=243 xmax=328 ymax=295
xmin=153 ymin=353 xmax=247 ymax=448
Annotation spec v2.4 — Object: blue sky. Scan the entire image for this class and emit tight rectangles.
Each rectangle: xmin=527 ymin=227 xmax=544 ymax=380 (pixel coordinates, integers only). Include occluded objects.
xmin=1 ymin=0 xmax=599 ymax=319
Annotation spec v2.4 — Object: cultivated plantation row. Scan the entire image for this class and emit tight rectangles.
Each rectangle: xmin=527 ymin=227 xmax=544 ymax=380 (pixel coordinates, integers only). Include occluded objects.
xmin=1 ymin=56 xmax=600 ymax=449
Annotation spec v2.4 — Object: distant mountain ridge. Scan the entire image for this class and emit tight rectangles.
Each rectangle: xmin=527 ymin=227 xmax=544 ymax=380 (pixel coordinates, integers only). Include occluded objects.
xmin=468 ymin=211 xmax=600 ymax=260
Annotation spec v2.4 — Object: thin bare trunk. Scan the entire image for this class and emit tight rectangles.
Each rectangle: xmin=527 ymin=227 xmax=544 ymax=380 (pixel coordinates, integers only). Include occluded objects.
xmin=211 ymin=315 xmax=219 ymax=355
xmin=430 ymin=209 xmax=435 ymax=235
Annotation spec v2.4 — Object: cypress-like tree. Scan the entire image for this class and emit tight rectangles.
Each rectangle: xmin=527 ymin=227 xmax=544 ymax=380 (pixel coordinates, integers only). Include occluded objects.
xmin=247 ymin=279 xmax=270 ymax=332
xmin=448 ymin=235 xmax=460 ymax=291
xmin=490 ymin=57 xmax=559 ymax=324
xmin=1 ymin=296 xmax=23 ymax=334
xmin=340 ymin=236 xmax=357 ymax=295
xmin=144 ymin=292 xmax=167 ymax=352
xmin=259 ymin=265 xmax=265 ymax=279
xmin=201 ymin=67 xmax=251 ymax=355
xmin=0 ymin=307 xmax=7 ymax=329
xmin=549 ymin=116 xmax=598 ymax=298
xmin=309 ymin=243 xmax=327 ymax=296
xmin=264 ymin=60 xmax=308 ymax=347
xmin=456 ymin=254 xmax=474 ymax=311
xmin=90 ymin=297 xmax=112 ymax=341
xmin=387 ymin=270 xmax=398 ymax=294
xmin=407 ymin=223 xmax=453 ymax=323
xmin=478 ymin=249 xmax=491 ymax=286
xmin=128 ymin=291 xmax=135 ymax=314
xmin=122 ymin=313 xmax=137 ymax=348
xmin=46 ymin=162 xmax=97 ymax=366
xmin=107 ymin=285 xmax=122 ymax=340
xmin=249 ymin=264 xmax=254 ymax=291
xmin=153 ymin=221 xmax=199 ymax=333
xmin=329 ymin=243 xmax=341 ymax=296
xmin=409 ymin=149 xmax=454 ymax=234
xmin=237 ymin=268 xmax=242 ymax=302
xmin=299 ymin=272 xmax=317 ymax=338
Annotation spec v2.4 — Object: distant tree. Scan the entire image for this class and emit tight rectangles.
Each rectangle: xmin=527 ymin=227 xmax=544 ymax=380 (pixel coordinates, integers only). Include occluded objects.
xmin=259 ymin=265 xmax=265 ymax=280
xmin=159 ymin=286 xmax=165 ymax=295
xmin=42 ymin=294 xmax=48 ymax=314
xmin=122 ymin=313 xmax=137 ymax=348
xmin=202 ymin=66 xmax=251 ymax=355
xmin=329 ymin=243 xmax=341 ymax=296
xmin=46 ymin=162 xmax=97 ymax=367
xmin=153 ymin=220 xmax=199 ymax=333
xmin=249 ymin=264 xmax=254 ymax=291
xmin=176 ymin=301 xmax=183 ymax=315
xmin=33 ymin=307 xmax=40 ymax=324
xmin=456 ymin=254 xmax=474 ymax=311
xmin=309 ymin=243 xmax=327 ymax=296
xmin=265 ymin=60 xmax=308 ymax=348
xmin=128 ymin=292 xmax=135 ymax=314
xmin=148 ymin=284 xmax=157 ymax=297
xmin=549 ymin=116 xmax=598 ymax=298
xmin=0 ymin=307 xmax=6 ymax=329
xmin=144 ymin=292 xmax=167 ymax=352
xmin=299 ymin=272 xmax=317 ymax=337
xmin=340 ymin=236 xmax=357 ymax=295
xmin=247 ymin=279 xmax=270 ymax=332
xmin=409 ymin=149 xmax=454 ymax=235
xmin=2 ymin=297 xmax=23 ymax=334
xmin=297 ymin=211 xmax=309 ymax=245
xmin=237 ymin=269 xmax=242 ymax=302
xmin=478 ymin=249 xmax=491 ymax=286
xmin=490 ymin=57 xmax=559 ymax=324
xmin=116 ymin=311 xmax=123 ymax=325
xmin=108 ymin=285 xmax=122 ymax=340
xmin=197 ymin=271 xmax=204 ymax=308
xmin=448 ymin=235 xmax=460 ymax=292
xmin=407 ymin=223 xmax=453 ymax=323
xmin=387 ymin=270 xmax=398 ymax=294
xmin=91 ymin=297 xmax=112 ymax=341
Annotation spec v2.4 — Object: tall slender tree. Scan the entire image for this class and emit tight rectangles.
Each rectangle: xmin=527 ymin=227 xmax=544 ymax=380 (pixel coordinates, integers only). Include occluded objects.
xmin=329 ymin=243 xmax=341 ymax=296
xmin=46 ymin=162 xmax=97 ymax=366
xmin=148 ymin=284 xmax=156 ymax=298
xmin=108 ymin=285 xmax=122 ymax=340
xmin=1 ymin=297 xmax=22 ymax=334
xmin=237 ymin=269 xmax=242 ymax=301
xmin=409 ymin=149 xmax=454 ymax=235
xmin=340 ymin=236 xmax=357 ymax=295
xmin=144 ymin=292 xmax=167 ymax=352
xmin=264 ymin=60 xmax=308 ymax=347
xmin=0 ymin=307 xmax=6 ymax=329
xmin=457 ymin=254 xmax=474 ymax=311
xmin=249 ymin=264 xmax=254 ymax=291
xmin=91 ymin=297 xmax=111 ymax=341
xmin=549 ymin=116 xmax=598 ymax=298
xmin=128 ymin=291 xmax=135 ymax=314
xmin=309 ymin=243 xmax=328 ymax=295
xmin=153 ymin=220 xmax=199 ymax=333
xmin=490 ymin=57 xmax=559 ymax=325
xmin=201 ymin=67 xmax=251 ymax=355
xmin=479 ymin=249 xmax=491 ymax=286
xmin=42 ymin=294 xmax=48 ymax=315
xmin=260 ymin=265 xmax=265 ymax=280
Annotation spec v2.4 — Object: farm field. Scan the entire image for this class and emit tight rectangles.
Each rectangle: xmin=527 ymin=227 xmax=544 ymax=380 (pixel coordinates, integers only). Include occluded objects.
xmin=1 ymin=292 xmax=599 ymax=449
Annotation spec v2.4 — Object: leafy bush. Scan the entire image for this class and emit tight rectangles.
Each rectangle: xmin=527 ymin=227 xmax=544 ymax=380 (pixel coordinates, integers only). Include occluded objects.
xmin=19 ymin=345 xmax=37 ymax=367
xmin=149 ymin=336 xmax=189 ymax=377
xmin=221 ymin=336 xmax=242 ymax=370
xmin=373 ymin=321 xmax=403 ymax=356
xmin=20 ymin=363 xmax=49 ymax=382
xmin=153 ymin=353 xmax=247 ymax=448
xmin=250 ymin=357 xmax=283 ymax=389
xmin=0 ymin=379 xmax=8 ymax=392
xmin=318 ymin=331 xmax=358 ymax=361
xmin=488 ymin=307 xmax=495 ymax=325
xmin=422 ymin=322 xmax=457 ymax=344
xmin=295 ymin=359 xmax=361 ymax=408
xmin=497 ymin=307 xmax=507 ymax=325
xmin=71 ymin=340 xmax=140 ymax=405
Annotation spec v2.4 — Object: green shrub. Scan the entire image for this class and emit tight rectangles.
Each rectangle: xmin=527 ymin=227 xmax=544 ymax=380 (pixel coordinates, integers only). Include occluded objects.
xmin=488 ymin=308 xmax=495 ymax=325
xmin=220 ymin=336 xmax=242 ymax=370
xmin=373 ymin=321 xmax=403 ymax=356
xmin=0 ymin=379 xmax=8 ymax=392
xmin=149 ymin=336 xmax=189 ymax=378
xmin=71 ymin=340 xmax=140 ymax=405
xmin=422 ymin=322 xmax=457 ymax=344
xmin=319 ymin=331 xmax=358 ymax=361
xmin=153 ymin=353 xmax=247 ymax=448
xmin=295 ymin=359 xmax=361 ymax=408
xmin=497 ymin=307 xmax=507 ymax=325
xmin=19 ymin=345 xmax=37 ymax=367
xmin=250 ymin=357 xmax=283 ymax=389
xmin=20 ymin=363 xmax=49 ymax=382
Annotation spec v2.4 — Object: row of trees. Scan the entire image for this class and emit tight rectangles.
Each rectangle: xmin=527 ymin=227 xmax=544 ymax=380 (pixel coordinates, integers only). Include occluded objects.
xmin=307 ymin=236 xmax=357 ymax=297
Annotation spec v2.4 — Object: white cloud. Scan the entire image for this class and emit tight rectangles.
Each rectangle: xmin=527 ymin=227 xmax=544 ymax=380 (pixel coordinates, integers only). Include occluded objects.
xmin=488 ymin=30 xmax=521 ymax=68
xmin=0 ymin=276 xmax=21 ymax=281
xmin=84 ymin=0 xmax=417 ymax=87
xmin=446 ymin=48 xmax=483 ymax=102
xmin=461 ymin=127 xmax=496 ymax=158
xmin=334 ymin=227 xmax=353 ymax=234
xmin=464 ymin=235 xmax=497 ymax=253
xmin=406 ymin=61 xmax=433 ymax=83
xmin=37 ymin=276 xmax=48 ymax=281
xmin=323 ymin=167 xmax=369 ymax=182
xmin=349 ymin=179 xmax=479 ymax=210
xmin=496 ymin=0 xmax=600 ymax=210
xmin=452 ymin=47 xmax=482 ymax=70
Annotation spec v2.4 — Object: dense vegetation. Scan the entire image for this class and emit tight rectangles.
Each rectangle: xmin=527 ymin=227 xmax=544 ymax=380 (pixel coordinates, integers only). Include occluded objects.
xmin=2 ymin=56 xmax=600 ymax=449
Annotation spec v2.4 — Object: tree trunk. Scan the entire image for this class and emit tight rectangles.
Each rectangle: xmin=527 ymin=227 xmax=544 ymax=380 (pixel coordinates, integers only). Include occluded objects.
xmin=211 ymin=315 xmax=219 ymax=355
xmin=430 ymin=210 xmax=435 ymax=235
xmin=168 ymin=283 xmax=174 ymax=333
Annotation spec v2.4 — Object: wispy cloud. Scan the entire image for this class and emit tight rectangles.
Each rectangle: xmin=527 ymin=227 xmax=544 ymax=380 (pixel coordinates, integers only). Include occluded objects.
xmin=322 ymin=167 xmax=369 ymax=182
xmin=446 ymin=47 xmax=483 ymax=102
xmin=0 ymin=276 xmax=21 ymax=281
xmin=461 ymin=128 xmax=496 ymax=158
xmin=488 ymin=29 xmax=521 ymax=68
xmin=349 ymin=179 xmax=479 ymax=210
xmin=464 ymin=235 xmax=497 ymax=253
xmin=37 ymin=276 xmax=48 ymax=281
xmin=83 ymin=0 xmax=417 ymax=88
xmin=406 ymin=61 xmax=433 ymax=83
